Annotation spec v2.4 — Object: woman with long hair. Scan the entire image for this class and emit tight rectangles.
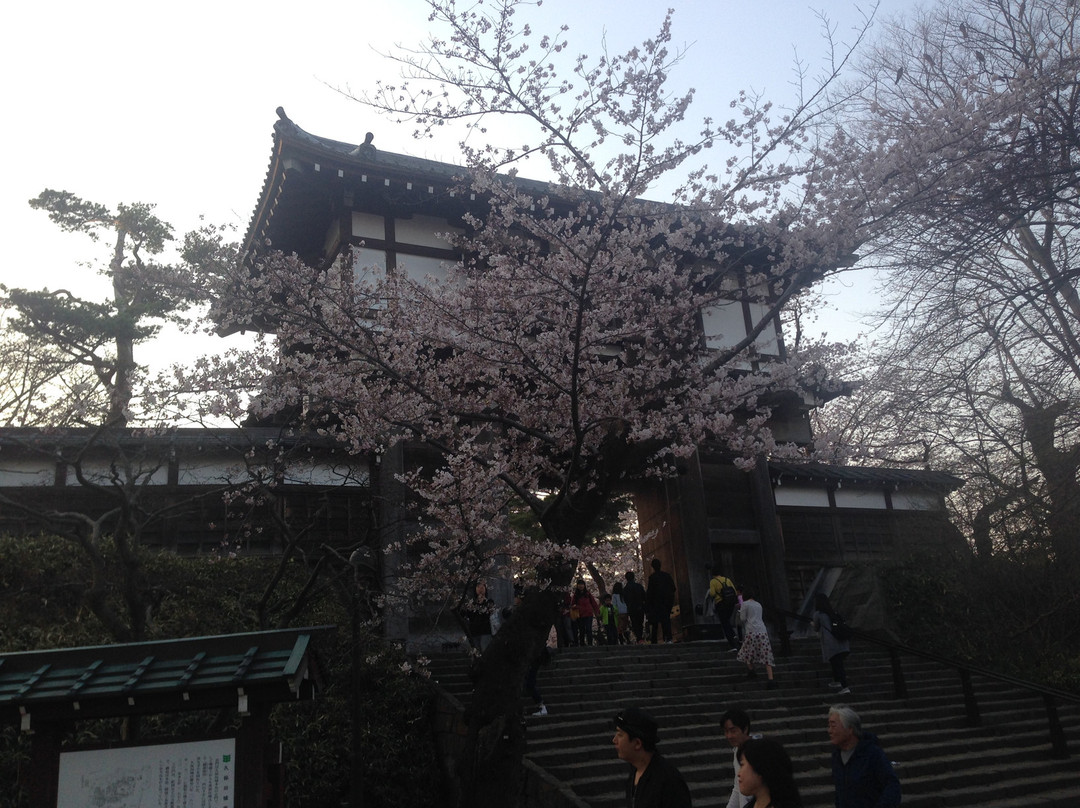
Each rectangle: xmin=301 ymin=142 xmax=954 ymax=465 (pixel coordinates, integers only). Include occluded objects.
xmin=737 ymin=737 xmax=802 ymax=808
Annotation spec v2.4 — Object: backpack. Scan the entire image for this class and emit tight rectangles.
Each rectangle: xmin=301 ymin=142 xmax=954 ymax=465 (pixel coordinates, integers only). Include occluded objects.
xmin=713 ymin=576 xmax=737 ymax=605
xmin=830 ymin=613 xmax=853 ymax=641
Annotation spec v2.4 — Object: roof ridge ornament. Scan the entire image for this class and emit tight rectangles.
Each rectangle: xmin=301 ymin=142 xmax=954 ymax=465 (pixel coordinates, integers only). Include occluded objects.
xmin=349 ymin=132 xmax=376 ymax=159
xmin=273 ymin=106 xmax=298 ymax=137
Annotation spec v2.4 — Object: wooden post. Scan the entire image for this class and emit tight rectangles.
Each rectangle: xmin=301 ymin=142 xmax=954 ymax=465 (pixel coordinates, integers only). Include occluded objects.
xmin=235 ymin=706 xmax=271 ymax=808
xmin=889 ymin=648 xmax=908 ymax=699
xmin=25 ymin=720 xmax=62 ymax=808
xmin=749 ymin=457 xmax=791 ymax=628
xmin=960 ymin=669 xmax=980 ymax=726
xmin=1044 ymin=695 xmax=1069 ymax=759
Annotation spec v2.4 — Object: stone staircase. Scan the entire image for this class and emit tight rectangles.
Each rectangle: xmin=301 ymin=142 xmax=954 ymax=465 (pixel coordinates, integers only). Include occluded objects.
xmin=427 ymin=638 xmax=1080 ymax=807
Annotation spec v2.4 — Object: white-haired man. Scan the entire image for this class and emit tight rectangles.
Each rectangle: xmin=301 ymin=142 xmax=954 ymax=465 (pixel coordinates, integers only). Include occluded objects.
xmin=828 ymin=704 xmax=901 ymax=808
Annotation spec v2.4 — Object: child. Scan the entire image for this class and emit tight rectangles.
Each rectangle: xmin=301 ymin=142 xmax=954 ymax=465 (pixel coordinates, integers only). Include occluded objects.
xmin=611 ymin=581 xmax=630 ymax=644
xmin=600 ymin=593 xmax=619 ymax=646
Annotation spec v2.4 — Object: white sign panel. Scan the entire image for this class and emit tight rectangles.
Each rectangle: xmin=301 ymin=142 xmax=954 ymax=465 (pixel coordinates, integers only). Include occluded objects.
xmin=58 ymin=737 xmax=235 ymax=808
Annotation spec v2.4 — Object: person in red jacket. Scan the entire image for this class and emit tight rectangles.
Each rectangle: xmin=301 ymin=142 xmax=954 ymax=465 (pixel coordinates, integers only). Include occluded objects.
xmin=571 ymin=578 xmax=600 ymax=646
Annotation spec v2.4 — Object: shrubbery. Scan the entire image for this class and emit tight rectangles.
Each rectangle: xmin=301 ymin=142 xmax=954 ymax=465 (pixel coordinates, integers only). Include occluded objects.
xmin=880 ymin=547 xmax=1080 ymax=694
xmin=0 ymin=534 xmax=439 ymax=807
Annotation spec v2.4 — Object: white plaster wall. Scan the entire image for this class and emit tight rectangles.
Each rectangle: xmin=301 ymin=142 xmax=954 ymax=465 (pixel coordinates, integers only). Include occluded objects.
xmin=351 ymin=212 xmax=386 ymax=240
xmin=701 ymin=301 xmax=780 ymax=356
xmin=397 ymin=253 xmax=451 ymax=283
xmin=892 ymin=490 xmax=940 ymax=511
xmin=774 ymin=487 xmax=830 ymax=507
xmin=701 ymin=301 xmax=744 ymax=350
xmin=394 ymin=215 xmax=463 ymax=249
xmin=283 ymin=461 xmax=368 ymax=487
xmin=0 ymin=459 xmax=55 ymax=486
xmin=834 ymin=488 xmax=887 ymax=509
xmin=178 ymin=457 xmax=243 ymax=486
xmin=352 ymin=247 xmax=387 ymax=274
xmin=747 ymin=302 xmax=779 ymax=356
xmin=69 ymin=460 xmax=168 ymax=486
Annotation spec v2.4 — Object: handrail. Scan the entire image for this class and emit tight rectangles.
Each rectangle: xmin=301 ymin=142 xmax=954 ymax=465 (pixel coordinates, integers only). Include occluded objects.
xmin=766 ymin=604 xmax=1079 ymax=759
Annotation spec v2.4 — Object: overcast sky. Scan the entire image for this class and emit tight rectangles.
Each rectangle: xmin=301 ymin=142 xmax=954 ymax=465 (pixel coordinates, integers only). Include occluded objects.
xmin=2 ymin=0 xmax=916 ymax=360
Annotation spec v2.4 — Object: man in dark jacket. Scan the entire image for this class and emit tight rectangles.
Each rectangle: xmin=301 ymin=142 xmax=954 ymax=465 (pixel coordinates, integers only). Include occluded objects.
xmin=623 ymin=571 xmax=647 ymax=642
xmin=612 ymin=706 xmax=692 ymax=808
xmin=645 ymin=558 xmax=677 ymax=643
xmin=828 ymin=705 xmax=901 ymax=808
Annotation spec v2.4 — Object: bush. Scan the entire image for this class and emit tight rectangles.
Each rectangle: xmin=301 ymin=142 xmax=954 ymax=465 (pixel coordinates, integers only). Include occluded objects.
xmin=880 ymin=547 xmax=1080 ymax=693
xmin=0 ymin=535 xmax=440 ymax=807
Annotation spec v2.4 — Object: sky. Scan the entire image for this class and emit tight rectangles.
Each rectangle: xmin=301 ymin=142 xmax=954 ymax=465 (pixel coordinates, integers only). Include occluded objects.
xmin=2 ymin=0 xmax=917 ymax=363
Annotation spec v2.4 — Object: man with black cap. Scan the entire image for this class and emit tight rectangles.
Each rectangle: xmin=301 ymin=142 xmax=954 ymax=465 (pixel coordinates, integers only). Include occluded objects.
xmin=612 ymin=706 xmax=693 ymax=807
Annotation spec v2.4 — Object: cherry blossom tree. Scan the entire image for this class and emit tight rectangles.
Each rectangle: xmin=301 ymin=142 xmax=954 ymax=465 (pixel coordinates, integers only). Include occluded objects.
xmin=195 ymin=3 xmax=896 ymax=801
xmin=812 ymin=0 xmax=1080 ymax=572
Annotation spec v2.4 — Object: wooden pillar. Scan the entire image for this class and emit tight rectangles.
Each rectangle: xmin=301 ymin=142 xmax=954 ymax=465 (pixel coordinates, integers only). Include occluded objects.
xmin=25 ymin=720 xmax=62 ymax=808
xmin=264 ymin=741 xmax=285 ymax=808
xmin=669 ymin=452 xmax=711 ymax=630
xmin=236 ymin=706 xmax=271 ymax=808
xmin=748 ymin=456 xmax=793 ymax=653
xmin=749 ymin=456 xmax=790 ymax=614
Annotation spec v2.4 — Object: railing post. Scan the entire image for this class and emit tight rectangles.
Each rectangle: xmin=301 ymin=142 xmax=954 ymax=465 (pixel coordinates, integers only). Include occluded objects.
xmin=766 ymin=608 xmax=792 ymax=657
xmin=889 ymin=647 xmax=907 ymax=699
xmin=1045 ymin=695 xmax=1069 ymax=759
xmin=960 ymin=669 xmax=980 ymax=726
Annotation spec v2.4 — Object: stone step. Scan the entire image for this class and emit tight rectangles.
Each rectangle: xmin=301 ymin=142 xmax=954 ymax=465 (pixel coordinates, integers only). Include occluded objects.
xmin=425 ymin=637 xmax=1080 ymax=807
xmin=527 ymin=716 xmax=1067 ymax=767
xmin=573 ymin=763 xmax=1080 ymax=808
xmin=429 ymin=652 xmax=979 ymax=705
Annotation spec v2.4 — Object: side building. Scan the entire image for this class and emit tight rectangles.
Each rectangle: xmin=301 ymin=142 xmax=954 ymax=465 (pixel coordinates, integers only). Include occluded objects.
xmin=0 ymin=428 xmax=373 ymax=556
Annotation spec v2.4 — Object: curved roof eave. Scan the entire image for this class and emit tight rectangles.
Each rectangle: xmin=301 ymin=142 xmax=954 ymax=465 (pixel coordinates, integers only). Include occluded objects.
xmin=240 ymin=110 xmax=859 ymax=289
xmin=768 ymin=459 xmax=964 ymax=492
xmin=242 ymin=108 xmax=569 ymax=257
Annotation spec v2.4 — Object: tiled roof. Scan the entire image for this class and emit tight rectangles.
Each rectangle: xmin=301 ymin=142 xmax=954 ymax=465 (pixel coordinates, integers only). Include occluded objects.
xmin=243 ymin=108 xmax=567 ymax=257
xmin=0 ymin=627 xmax=330 ymax=727
xmin=0 ymin=426 xmax=348 ymax=453
xmin=768 ymin=460 xmax=963 ymax=491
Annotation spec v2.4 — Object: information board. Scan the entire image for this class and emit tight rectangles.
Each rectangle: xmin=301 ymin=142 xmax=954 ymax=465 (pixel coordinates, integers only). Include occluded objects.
xmin=57 ymin=737 xmax=235 ymax=808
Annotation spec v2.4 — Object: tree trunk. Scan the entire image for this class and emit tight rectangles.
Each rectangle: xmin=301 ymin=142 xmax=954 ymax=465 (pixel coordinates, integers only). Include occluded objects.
xmin=108 ymin=225 xmax=134 ymax=425
xmin=1008 ymin=396 xmax=1080 ymax=572
xmin=453 ymin=588 xmax=560 ymax=808
xmin=970 ymin=491 xmax=1018 ymax=560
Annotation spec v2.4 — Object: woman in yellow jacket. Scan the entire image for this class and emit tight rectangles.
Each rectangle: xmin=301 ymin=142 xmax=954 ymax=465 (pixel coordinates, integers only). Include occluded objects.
xmin=709 ymin=564 xmax=740 ymax=650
